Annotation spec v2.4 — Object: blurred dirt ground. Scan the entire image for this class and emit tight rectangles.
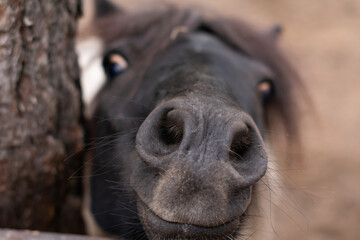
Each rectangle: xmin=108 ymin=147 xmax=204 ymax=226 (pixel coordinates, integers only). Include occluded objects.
xmin=79 ymin=1 xmax=360 ymax=239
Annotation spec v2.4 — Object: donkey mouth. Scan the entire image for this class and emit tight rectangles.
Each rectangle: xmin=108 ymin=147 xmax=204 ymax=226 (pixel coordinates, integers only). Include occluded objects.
xmin=137 ymin=200 xmax=242 ymax=239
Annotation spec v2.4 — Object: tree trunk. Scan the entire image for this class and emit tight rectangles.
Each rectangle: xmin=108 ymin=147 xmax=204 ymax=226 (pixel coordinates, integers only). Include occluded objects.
xmin=0 ymin=0 xmax=84 ymax=233
xmin=0 ymin=229 xmax=111 ymax=240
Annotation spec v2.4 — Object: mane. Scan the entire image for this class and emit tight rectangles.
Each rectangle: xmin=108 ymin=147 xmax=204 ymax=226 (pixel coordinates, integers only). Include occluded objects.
xmin=93 ymin=6 xmax=305 ymax=149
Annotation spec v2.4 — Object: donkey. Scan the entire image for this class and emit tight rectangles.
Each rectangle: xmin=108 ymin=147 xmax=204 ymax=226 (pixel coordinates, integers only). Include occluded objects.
xmin=82 ymin=4 xmax=303 ymax=240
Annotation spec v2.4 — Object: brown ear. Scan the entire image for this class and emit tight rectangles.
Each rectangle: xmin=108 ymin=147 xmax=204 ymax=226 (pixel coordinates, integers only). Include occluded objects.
xmin=95 ymin=0 xmax=123 ymax=18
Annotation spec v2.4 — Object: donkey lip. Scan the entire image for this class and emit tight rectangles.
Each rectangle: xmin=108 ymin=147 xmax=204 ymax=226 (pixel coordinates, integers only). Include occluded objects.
xmin=137 ymin=200 xmax=242 ymax=239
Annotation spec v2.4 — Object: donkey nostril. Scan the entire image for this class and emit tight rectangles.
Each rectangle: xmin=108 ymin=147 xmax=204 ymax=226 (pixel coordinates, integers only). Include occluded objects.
xmin=159 ymin=110 xmax=184 ymax=146
xmin=229 ymin=127 xmax=252 ymax=161
xmin=227 ymin=124 xmax=268 ymax=188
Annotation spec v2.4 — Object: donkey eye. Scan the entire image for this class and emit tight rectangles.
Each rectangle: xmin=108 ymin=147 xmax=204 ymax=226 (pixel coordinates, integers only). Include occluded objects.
xmin=103 ymin=52 xmax=128 ymax=78
xmin=257 ymin=79 xmax=274 ymax=105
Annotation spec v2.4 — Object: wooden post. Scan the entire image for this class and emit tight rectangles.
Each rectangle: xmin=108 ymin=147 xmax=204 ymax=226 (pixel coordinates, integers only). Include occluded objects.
xmin=0 ymin=229 xmax=111 ymax=240
xmin=0 ymin=0 xmax=84 ymax=233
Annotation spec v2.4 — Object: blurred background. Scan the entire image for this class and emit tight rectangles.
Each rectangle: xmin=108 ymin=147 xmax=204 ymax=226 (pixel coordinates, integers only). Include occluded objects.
xmin=78 ymin=0 xmax=360 ymax=239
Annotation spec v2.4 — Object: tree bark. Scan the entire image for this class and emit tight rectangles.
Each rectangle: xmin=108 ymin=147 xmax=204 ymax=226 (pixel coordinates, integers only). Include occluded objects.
xmin=0 ymin=0 xmax=84 ymax=233
xmin=0 ymin=229 xmax=110 ymax=240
